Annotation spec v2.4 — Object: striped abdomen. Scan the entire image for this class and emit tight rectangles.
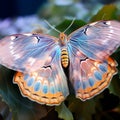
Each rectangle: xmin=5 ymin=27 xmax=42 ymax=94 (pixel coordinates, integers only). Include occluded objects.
xmin=61 ymin=48 xmax=69 ymax=68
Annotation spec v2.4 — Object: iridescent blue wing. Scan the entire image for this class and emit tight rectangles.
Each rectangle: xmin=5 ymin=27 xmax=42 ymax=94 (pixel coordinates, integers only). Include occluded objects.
xmin=68 ymin=20 xmax=120 ymax=60
xmin=0 ymin=33 xmax=69 ymax=105
xmin=68 ymin=49 xmax=117 ymax=100
xmin=13 ymin=49 xmax=69 ymax=105
xmin=67 ymin=20 xmax=120 ymax=100
xmin=0 ymin=33 xmax=57 ymax=72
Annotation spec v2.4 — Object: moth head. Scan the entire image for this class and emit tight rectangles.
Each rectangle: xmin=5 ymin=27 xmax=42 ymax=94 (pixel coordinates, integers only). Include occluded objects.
xmin=59 ymin=32 xmax=68 ymax=45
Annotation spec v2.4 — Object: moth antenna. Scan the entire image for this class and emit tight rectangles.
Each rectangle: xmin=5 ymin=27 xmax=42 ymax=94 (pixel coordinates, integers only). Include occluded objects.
xmin=102 ymin=13 xmax=106 ymax=20
xmin=44 ymin=20 xmax=61 ymax=34
xmin=63 ymin=17 xmax=76 ymax=33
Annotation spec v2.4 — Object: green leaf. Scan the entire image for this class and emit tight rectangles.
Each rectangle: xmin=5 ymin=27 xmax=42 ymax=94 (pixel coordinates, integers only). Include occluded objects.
xmin=90 ymin=4 xmax=118 ymax=22
xmin=68 ymin=96 xmax=96 ymax=120
xmin=109 ymin=75 xmax=120 ymax=97
xmin=55 ymin=103 xmax=73 ymax=120
xmin=109 ymin=50 xmax=120 ymax=97
xmin=49 ymin=19 xmax=86 ymax=37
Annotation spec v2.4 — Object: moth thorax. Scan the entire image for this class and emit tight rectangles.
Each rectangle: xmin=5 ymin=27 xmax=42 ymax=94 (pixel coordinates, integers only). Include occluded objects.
xmin=61 ymin=48 xmax=69 ymax=68
xmin=59 ymin=32 xmax=67 ymax=46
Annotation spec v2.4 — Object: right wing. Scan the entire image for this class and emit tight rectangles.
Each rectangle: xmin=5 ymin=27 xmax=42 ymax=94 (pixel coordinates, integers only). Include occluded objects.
xmin=68 ymin=20 xmax=120 ymax=60
xmin=68 ymin=50 xmax=117 ymax=101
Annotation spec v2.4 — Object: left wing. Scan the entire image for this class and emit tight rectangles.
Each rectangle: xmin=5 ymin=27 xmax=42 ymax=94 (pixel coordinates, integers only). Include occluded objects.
xmin=68 ymin=20 xmax=120 ymax=60
xmin=14 ymin=49 xmax=69 ymax=105
xmin=0 ymin=33 xmax=58 ymax=72
xmin=0 ymin=33 xmax=69 ymax=105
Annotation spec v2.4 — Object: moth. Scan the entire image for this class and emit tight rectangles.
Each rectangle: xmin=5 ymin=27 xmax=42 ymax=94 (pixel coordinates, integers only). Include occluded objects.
xmin=0 ymin=20 xmax=120 ymax=106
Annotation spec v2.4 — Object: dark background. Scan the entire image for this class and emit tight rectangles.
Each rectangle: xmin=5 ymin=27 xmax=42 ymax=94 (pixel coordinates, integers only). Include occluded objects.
xmin=0 ymin=0 xmax=47 ymax=18
xmin=0 ymin=0 xmax=118 ymax=18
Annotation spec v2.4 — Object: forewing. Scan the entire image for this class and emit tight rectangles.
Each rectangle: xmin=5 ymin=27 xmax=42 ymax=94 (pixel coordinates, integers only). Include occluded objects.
xmin=0 ymin=33 xmax=58 ymax=72
xmin=68 ymin=49 xmax=117 ymax=100
xmin=68 ymin=20 xmax=120 ymax=60
xmin=13 ymin=47 xmax=69 ymax=105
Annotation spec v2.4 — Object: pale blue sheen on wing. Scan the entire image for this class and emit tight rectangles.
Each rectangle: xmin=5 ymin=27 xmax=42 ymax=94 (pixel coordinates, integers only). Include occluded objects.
xmin=0 ymin=33 xmax=59 ymax=72
xmin=99 ymin=64 xmax=107 ymax=72
xmin=94 ymin=71 xmax=102 ymax=81
xmin=43 ymin=49 xmax=69 ymax=97
xmin=27 ymin=78 xmax=34 ymax=86
xmin=0 ymin=32 xmax=69 ymax=102
xmin=88 ymin=78 xmax=94 ymax=86
xmin=24 ymin=74 xmax=29 ymax=81
xmin=67 ymin=42 xmax=113 ymax=99
xmin=68 ymin=20 xmax=120 ymax=60
xmin=11 ymin=43 xmax=70 ymax=103
xmin=42 ymin=85 xmax=48 ymax=94
xmin=34 ymin=82 xmax=41 ymax=91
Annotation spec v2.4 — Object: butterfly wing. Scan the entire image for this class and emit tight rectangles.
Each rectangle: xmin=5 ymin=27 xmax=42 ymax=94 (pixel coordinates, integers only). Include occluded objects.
xmin=68 ymin=49 xmax=117 ymax=100
xmin=68 ymin=20 xmax=120 ymax=60
xmin=67 ymin=20 xmax=119 ymax=100
xmin=0 ymin=33 xmax=58 ymax=72
xmin=0 ymin=33 xmax=69 ymax=105
xmin=14 ymin=49 xmax=69 ymax=105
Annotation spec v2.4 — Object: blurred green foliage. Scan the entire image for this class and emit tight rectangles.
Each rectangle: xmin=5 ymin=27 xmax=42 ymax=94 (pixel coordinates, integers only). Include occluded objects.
xmin=0 ymin=2 xmax=120 ymax=120
xmin=55 ymin=103 xmax=73 ymax=120
xmin=90 ymin=4 xmax=118 ymax=21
